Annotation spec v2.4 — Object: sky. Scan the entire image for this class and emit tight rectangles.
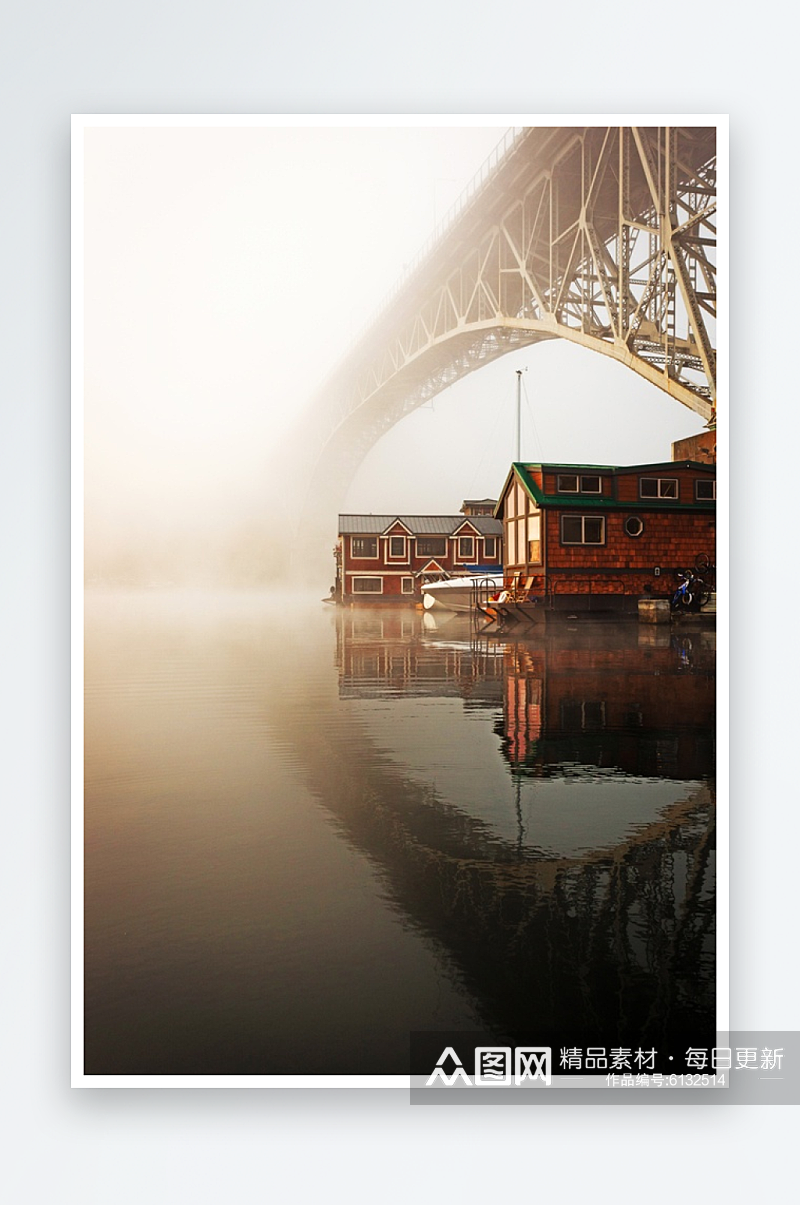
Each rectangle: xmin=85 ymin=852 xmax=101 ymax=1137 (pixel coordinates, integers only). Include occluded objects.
xmin=82 ymin=119 xmax=707 ymax=577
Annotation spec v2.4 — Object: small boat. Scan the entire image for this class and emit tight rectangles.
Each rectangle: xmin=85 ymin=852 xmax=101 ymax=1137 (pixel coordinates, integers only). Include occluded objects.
xmin=421 ymin=573 xmax=504 ymax=613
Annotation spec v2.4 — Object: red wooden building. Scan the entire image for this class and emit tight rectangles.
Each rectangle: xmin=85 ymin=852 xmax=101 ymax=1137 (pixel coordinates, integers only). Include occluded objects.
xmin=495 ymin=460 xmax=716 ymax=615
xmin=336 ymin=509 xmax=503 ymax=604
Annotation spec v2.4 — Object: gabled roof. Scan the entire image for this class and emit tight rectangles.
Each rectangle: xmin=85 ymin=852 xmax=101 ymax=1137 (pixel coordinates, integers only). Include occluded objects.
xmin=495 ymin=462 xmax=716 ymax=517
xmin=382 ymin=518 xmax=414 ymax=536
xmin=338 ymin=514 xmax=503 ymax=536
xmin=469 ymin=516 xmax=504 ymax=535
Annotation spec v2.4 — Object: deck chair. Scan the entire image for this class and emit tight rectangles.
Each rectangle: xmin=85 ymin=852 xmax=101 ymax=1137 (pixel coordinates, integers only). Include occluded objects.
xmin=512 ymin=575 xmax=536 ymax=602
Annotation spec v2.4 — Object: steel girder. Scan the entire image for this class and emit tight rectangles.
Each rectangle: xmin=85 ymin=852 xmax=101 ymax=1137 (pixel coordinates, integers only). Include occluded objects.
xmin=286 ymin=126 xmax=717 ymax=556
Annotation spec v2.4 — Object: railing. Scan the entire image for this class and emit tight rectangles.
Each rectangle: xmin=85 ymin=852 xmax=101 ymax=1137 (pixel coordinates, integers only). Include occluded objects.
xmin=370 ymin=126 xmax=527 ymax=320
xmin=334 ymin=126 xmax=527 ymax=368
xmin=471 ymin=576 xmax=506 ymax=623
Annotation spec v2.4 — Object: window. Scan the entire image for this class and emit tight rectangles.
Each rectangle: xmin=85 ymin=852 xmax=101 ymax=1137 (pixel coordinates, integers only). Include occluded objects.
xmin=388 ymin=535 xmax=407 ymax=558
xmin=352 ymin=576 xmax=383 ymax=593
xmin=457 ymin=535 xmax=475 ymax=560
xmin=624 ymin=516 xmax=644 ymax=538
xmin=695 ymin=479 xmax=716 ymax=500
xmin=351 ymin=536 xmax=378 ymax=558
xmin=561 ymin=515 xmax=605 ymax=545
xmin=640 ymin=477 xmax=678 ymax=499
xmin=506 ymin=506 xmax=540 ymax=566
xmin=401 ymin=577 xmax=414 ymax=594
xmin=416 ymin=537 xmax=447 ymax=557
xmin=557 ymin=474 xmax=601 ymax=493
xmin=527 ymin=513 xmax=541 ymax=564
xmin=483 ymin=536 xmax=496 ymax=559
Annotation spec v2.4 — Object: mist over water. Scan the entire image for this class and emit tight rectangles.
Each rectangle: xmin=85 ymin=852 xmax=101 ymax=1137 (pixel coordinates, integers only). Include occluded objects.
xmin=83 ymin=125 xmax=705 ymax=593
xmin=84 ymin=590 xmax=715 ymax=1075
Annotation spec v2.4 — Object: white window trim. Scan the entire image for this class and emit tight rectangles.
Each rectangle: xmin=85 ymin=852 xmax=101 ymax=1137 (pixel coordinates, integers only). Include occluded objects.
xmin=557 ymin=474 xmax=602 ymax=494
xmin=457 ymin=535 xmax=476 ymax=560
xmin=386 ymin=534 xmax=408 ymax=560
xmin=415 ymin=538 xmax=448 ymax=559
xmin=483 ymin=536 xmax=497 ymax=558
xmin=350 ymin=535 xmax=379 ymax=559
xmin=695 ymin=479 xmax=716 ymax=500
xmin=401 ymin=577 xmax=414 ymax=594
xmin=639 ymin=477 xmax=679 ymax=500
xmin=351 ymin=575 xmax=383 ymax=593
xmin=560 ymin=515 xmax=606 ymax=545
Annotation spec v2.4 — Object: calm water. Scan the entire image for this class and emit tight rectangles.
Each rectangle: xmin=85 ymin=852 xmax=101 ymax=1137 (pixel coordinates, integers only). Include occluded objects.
xmin=84 ymin=590 xmax=716 ymax=1074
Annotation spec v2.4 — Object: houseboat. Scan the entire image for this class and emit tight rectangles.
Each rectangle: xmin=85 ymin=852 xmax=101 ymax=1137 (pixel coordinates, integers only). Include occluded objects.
xmin=482 ymin=460 xmax=716 ymax=626
xmin=335 ymin=505 xmax=503 ymax=606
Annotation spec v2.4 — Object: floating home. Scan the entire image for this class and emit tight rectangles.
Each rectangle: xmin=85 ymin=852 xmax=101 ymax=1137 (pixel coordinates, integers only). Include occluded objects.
xmin=336 ymin=507 xmax=503 ymax=604
xmin=493 ymin=460 xmax=716 ymax=618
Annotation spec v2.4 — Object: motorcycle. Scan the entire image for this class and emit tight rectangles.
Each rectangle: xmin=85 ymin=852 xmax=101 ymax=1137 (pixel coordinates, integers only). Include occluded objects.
xmin=670 ymin=570 xmax=710 ymax=612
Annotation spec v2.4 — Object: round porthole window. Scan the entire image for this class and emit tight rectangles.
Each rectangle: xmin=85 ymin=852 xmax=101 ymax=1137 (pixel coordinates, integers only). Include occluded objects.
xmin=624 ymin=516 xmax=644 ymax=537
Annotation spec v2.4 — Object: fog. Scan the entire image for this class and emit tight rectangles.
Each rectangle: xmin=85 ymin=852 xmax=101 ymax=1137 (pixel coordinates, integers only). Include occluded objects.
xmin=82 ymin=120 xmax=705 ymax=587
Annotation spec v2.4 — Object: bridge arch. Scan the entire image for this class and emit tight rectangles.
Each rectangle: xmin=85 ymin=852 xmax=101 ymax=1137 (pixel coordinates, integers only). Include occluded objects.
xmin=283 ymin=126 xmax=717 ymax=551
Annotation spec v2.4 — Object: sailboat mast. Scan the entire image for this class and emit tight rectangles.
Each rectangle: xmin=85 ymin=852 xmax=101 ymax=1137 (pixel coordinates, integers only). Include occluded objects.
xmin=515 ymin=369 xmax=522 ymax=461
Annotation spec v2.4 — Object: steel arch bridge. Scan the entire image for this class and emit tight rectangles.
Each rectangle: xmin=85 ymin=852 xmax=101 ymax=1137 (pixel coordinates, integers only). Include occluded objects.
xmin=287 ymin=124 xmax=717 ymax=537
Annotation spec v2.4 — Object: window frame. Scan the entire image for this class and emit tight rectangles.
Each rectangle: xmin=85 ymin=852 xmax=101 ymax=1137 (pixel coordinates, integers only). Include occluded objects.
xmin=416 ymin=536 xmax=447 ymax=558
xmin=351 ymin=535 xmax=379 ymax=559
xmin=695 ymin=479 xmax=716 ymax=501
xmin=401 ymin=576 xmax=414 ymax=595
xmin=557 ymin=473 xmax=602 ymax=494
xmin=560 ymin=514 xmax=606 ymax=546
xmin=457 ymin=534 xmax=475 ymax=561
xmin=483 ymin=536 xmax=497 ymax=559
xmin=388 ymin=534 xmax=408 ymax=559
xmin=351 ymin=576 xmax=383 ymax=594
xmin=639 ymin=477 xmax=679 ymax=500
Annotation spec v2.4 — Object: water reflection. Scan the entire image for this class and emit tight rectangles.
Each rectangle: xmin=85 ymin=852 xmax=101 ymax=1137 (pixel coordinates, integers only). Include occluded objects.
xmin=84 ymin=593 xmax=715 ymax=1073
xmin=331 ymin=607 xmax=715 ymax=1045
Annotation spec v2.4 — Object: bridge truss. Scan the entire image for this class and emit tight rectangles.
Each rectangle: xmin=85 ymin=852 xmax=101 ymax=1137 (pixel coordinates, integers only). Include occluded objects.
xmin=290 ymin=125 xmax=718 ymax=538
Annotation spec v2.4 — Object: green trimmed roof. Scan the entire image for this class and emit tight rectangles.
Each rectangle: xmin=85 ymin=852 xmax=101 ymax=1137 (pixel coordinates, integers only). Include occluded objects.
xmin=495 ymin=462 xmax=716 ymax=516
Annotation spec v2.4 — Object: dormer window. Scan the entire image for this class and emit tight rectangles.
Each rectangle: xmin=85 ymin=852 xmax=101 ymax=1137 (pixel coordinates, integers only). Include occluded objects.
xmin=640 ymin=477 xmax=678 ymax=499
xmin=557 ymin=474 xmax=602 ymax=494
xmin=458 ymin=535 xmax=475 ymax=560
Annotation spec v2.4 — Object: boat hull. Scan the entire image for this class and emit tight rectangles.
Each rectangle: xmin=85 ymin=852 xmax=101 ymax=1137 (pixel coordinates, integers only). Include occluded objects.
xmin=421 ymin=575 xmax=504 ymax=614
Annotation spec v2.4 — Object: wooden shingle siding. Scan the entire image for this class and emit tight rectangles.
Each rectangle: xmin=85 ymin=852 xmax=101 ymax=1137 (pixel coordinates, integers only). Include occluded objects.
xmin=498 ymin=461 xmax=715 ymax=602
xmin=337 ymin=511 xmax=503 ymax=604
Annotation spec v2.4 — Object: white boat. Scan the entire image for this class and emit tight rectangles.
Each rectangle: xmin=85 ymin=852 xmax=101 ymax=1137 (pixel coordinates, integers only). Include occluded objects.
xmin=421 ymin=573 xmax=504 ymax=613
